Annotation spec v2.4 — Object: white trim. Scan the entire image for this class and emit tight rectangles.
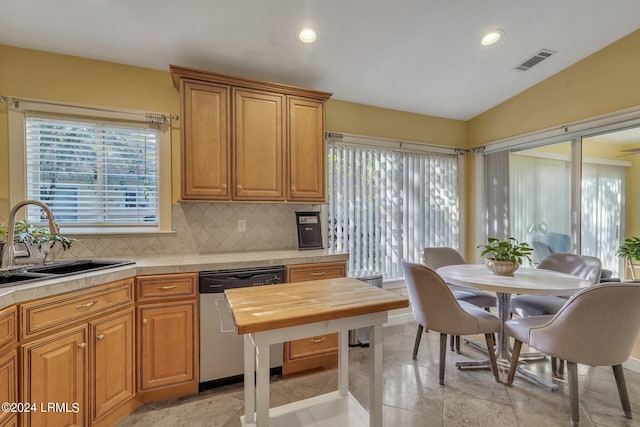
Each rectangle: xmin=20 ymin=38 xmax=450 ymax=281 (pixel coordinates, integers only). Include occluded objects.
xmin=482 ymin=105 xmax=640 ymax=153
xmin=327 ymin=131 xmax=460 ymax=155
xmin=512 ymin=150 xmax=632 ymax=167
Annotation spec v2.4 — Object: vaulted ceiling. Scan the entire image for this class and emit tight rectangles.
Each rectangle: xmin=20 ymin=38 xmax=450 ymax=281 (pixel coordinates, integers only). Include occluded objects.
xmin=1 ymin=0 xmax=639 ymax=120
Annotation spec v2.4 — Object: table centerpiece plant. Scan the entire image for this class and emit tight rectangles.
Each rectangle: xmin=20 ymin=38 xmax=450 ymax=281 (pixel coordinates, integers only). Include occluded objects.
xmin=478 ymin=237 xmax=533 ymax=276
xmin=616 ymin=236 xmax=640 ymax=280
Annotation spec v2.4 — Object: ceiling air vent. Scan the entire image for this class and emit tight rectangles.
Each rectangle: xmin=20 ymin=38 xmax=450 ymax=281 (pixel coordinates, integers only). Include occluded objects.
xmin=515 ymin=49 xmax=556 ymax=71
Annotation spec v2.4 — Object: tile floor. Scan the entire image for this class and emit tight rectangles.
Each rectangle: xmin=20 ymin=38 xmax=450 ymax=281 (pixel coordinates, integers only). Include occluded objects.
xmin=118 ymin=322 xmax=640 ymax=427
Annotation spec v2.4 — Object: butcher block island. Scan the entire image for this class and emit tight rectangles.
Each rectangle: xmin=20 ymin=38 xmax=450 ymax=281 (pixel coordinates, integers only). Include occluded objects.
xmin=226 ymin=277 xmax=408 ymax=427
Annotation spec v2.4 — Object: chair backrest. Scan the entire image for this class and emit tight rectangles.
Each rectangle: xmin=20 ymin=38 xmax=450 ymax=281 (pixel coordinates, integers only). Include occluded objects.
xmin=423 ymin=247 xmax=465 ymax=270
xmin=537 ymin=253 xmax=602 ymax=285
xmin=529 ymin=283 xmax=640 ymax=366
xmin=401 ymin=261 xmax=477 ymax=334
xmin=532 ymin=233 xmax=571 ymax=263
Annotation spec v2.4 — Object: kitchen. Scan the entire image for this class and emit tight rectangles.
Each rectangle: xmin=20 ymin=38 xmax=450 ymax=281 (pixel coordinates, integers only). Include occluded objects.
xmin=2 ymin=2 xmax=640 ymax=426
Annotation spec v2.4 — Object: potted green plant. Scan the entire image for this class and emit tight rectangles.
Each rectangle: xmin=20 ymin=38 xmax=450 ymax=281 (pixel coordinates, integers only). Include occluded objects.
xmin=0 ymin=219 xmax=73 ymax=264
xmin=478 ymin=237 xmax=533 ymax=276
xmin=616 ymin=237 xmax=640 ymax=280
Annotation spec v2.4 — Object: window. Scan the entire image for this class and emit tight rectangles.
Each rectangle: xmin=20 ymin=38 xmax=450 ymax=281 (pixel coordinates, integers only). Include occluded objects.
xmin=9 ymin=100 xmax=171 ymax=234
xmin=327 ymin=137 xmax=461 ymax=279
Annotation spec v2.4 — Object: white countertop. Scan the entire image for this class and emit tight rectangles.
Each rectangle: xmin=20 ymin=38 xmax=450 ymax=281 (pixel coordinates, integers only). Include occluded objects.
xmin=0 ymin=249 xmax=348 ymax=309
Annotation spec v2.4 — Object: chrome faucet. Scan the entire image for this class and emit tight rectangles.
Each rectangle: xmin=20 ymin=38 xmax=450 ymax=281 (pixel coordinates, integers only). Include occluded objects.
xmin=1 ymin=200 xmax=59 ymax=270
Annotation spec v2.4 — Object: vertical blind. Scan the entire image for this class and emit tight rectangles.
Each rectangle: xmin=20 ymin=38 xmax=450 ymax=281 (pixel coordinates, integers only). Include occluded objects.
xmin=25 ymin=116 xmax=160 ymax=228
xmin=327 ymin=143 xmax=460 ymax=279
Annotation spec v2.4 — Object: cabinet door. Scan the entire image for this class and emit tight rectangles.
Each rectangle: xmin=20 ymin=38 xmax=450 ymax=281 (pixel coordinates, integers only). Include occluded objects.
xmin=0 ymin=351 xmax=17 ymax=426
xmin=233 ymin=88 xmax=285 ymax=201
xmin=138 ymin=301 xmax=197 ymax=391
xmin=21 ymin=325 xmax=87 ymax=427
xmin=288 ymin=97 xmax=326 ymax=202
xmin=181 ymin=80 xmax=231 ymax=200
xmin=91 ymin=309 xmax=134 ymax=423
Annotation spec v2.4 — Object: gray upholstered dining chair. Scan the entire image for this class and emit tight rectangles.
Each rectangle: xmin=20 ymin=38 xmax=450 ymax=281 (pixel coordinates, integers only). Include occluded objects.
xmin=505 ymin=282 xmax=640 ymax=427
xmin=508 ymin=252 xmax=602 ymax=377
xmin=423 ymin=247 xmax=497 ymax=353
xmin=402 ymin=261 xmax=500 ymax=385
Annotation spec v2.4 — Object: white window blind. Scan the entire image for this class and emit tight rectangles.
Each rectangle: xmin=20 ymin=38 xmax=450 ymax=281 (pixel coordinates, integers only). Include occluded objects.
xmin=25 ymin=116 xmax=160 ymax=229
xmin=328 ymin=143 xmax=460 ymax=279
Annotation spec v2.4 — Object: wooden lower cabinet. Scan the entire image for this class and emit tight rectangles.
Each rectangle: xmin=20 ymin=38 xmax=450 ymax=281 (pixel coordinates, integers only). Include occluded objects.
xmin=137 ymin=301 xmax=197 ymax=391
xmin=21 ymin=325 xmax=87 ymax=427
xmin=0 ymin=415 xmax=17 ymax=427
xmin=283 ymin=261 xmax=347 ymax=375
xmin=0 ymin=351 xmax=17 ymax=426
xmin=91 ymin=309 xmax=135 ymax=423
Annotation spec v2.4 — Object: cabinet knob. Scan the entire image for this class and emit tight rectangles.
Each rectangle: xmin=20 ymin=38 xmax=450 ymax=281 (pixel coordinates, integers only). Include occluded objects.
xmin=97 ymin=334 xmax=105 ymax=341
xmin=143 ymin=319 xmax=148 ymax=325
xmin=237 ymin=184 xmax=242 ymax=189
xmin=78 ymin=343 xmax=87 ymax=349
xmin=222 ymin=183 xmax=227 ymax=189
xmin=291 ymin=186 xmax=296 ymax=192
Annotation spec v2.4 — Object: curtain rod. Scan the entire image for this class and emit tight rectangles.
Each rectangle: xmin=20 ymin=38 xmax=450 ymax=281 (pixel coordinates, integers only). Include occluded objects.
xmin=0 ymin=95 xmax=179 ymax=124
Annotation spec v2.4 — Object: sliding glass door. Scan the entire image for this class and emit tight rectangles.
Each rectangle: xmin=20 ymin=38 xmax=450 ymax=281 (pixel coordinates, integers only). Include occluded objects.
xmin=509 ymin=141 xmax=573 ymax=264
xmin=581 ymin=127 xmax=639 ymax=277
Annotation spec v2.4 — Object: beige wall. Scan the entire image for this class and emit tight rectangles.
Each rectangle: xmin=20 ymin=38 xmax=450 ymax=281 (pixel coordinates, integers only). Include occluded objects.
xmin=0 ymin=44 xmax=466 ymax=212
xmin=327 ymin=99 xmax=466 ymax=147
xmin=468 ymin=30 xmax=640 ymax=146
xmin=0 ymin=44 xmax=181 ymax=206
xmin=464 ymin=30 xmax=640 ymax=266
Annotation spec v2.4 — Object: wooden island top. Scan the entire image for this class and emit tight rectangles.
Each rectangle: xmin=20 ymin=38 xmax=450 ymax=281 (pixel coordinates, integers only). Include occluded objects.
xmin=225 ymin=277 xmax=409 ymax=334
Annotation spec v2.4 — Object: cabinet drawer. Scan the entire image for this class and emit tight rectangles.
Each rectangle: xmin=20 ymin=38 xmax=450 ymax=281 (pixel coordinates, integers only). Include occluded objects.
xmin=20 ymin=279 xmax=133 ymax=340
xmin=287 ymin=333 xmax=338 ymax=360
xmin=0 ymin=306 xmax=17 ymax=353
xmin=286 ymin=261 xmax=346 ymax=283
xmin=136 ymin=273 xmax=198 ymax=302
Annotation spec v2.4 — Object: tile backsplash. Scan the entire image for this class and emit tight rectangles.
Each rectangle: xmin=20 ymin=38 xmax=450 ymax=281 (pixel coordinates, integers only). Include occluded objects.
xmin=1 ymin=200 xmax=324 ymax=259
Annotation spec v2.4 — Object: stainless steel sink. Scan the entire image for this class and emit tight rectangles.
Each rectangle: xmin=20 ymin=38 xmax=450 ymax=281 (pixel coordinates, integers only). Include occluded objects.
xmin=0 ymin=259 xmax=134 ymax=288
xmin=24 ymin=259 xmax=134 ymax=275
xmin=0 ymin=272 xmax=52 ymax=285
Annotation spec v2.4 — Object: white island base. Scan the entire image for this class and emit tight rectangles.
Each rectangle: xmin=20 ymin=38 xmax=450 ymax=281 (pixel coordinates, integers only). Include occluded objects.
xmin=241 ymin=312 xmax=388 ymax=427
xmin=225 ymin=278 xmax=408 ymax=427
xmin=240 ymin=391 xmax=369 ymax=427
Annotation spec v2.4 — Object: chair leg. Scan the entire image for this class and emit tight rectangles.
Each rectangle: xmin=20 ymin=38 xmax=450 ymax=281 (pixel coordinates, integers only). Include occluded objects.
xmin=558 ymin=358 xmax=565 ymax=378
xmin=506 ymin=340 xmax=522 ymax=385
xmin=484 ymin=333 xmax=500 ymax=382
xmin=439 ymin=333 xmax=447 ymax=385
xmin=450 ymin=334 xmax=454 ymax=351
xmin=612 ymin=364 xmax=633 ymax=419
xmin=412 ymin=324 xmax=424 ymax=360
xmin=455 ymin=335 xmax=461 ymax=353
xmin=567 ymin=361 xmax=580 ymax=427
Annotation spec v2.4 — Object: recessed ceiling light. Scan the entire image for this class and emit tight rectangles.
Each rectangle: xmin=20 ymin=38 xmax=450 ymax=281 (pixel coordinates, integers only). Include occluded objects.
xmin=298 ymin=28 xmax=317 ymax=43
xmin=481 ymin=30 xmax=503 ymax=46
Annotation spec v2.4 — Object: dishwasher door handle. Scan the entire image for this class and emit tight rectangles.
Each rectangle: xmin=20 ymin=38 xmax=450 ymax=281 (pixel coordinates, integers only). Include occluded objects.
xmin=215 ymin=297 xmax=237 ymax=333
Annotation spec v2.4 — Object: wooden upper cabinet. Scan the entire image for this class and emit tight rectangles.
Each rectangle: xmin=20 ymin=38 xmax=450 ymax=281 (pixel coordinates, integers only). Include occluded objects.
xmin=234 ymin=88 xmax=285 ymax=201
xmin=170 ymin=65 xmax=332 ymax=203
xmin=288 ymin=97 xmax=326 ymax=202
xmin=181 ymin=80 xmax=231 ymax=200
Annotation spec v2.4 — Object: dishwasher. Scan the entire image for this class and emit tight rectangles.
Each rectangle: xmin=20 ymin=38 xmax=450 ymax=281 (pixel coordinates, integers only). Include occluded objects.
xmin=199 ymin=266 xmax=286 ymax=391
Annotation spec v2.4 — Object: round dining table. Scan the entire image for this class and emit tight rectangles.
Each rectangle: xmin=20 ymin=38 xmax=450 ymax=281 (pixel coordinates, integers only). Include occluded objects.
xmin=436 ymin=263 xmax=591 ymax=390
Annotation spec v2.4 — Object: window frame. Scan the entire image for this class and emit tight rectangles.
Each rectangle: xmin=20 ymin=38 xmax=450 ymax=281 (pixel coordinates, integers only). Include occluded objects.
xmin=8 ymin=99 xmax=172 ymax=235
